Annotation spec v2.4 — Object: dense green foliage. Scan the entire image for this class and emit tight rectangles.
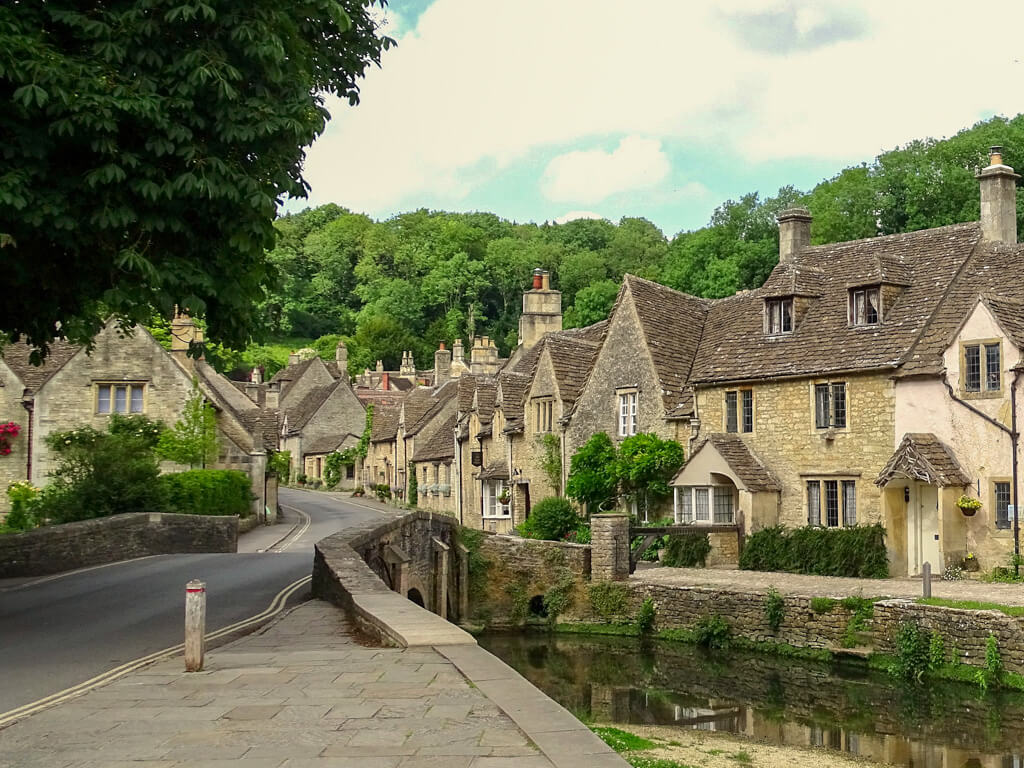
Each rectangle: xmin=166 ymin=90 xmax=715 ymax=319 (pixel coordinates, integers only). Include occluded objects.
xmin=660 ymin=532 xmax=712 ymax=568
xmin=616 ymin=434 xmax=685 ymax=521
xmin=1 ymin=0 xmax=393 ymax=357
xmin=236 ymin=114 xmax=1024 ymax=376
xmin=407 ymin=461 xmax=417 ymax=507
xmin=517 ymin=497 xmax=580 ymax=541
xmin=539 ymin=433 xmax=562 ymax=496
xmin=3 ymin=481 xmax=40 ymax=532
xmin=588 ymin=582 xmax=629 ymax=620
xmin=160 ymin=469 xmax=251 ymax=517
xmin=34 ymin=415 xmax=167 ymax=523
xmin=635 ymin=597 xmax=657 ymax=636
xmin=739 ymin=524 xmax=889 ymax=578
xmin=693 ymin=614 xmax=732 ymax=650
xmin=763 ymin=587 xmax=784 ymax=632
xmin=156 ymin=380 xmax=218 ymax=468
xmin=268 ymin=450 xmax=291 ymax=484
xmin=566 ymin=432 xmax=619 ymax=511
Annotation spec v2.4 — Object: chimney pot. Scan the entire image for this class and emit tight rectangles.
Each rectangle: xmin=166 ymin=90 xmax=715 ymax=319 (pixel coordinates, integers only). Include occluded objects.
xmin=439 ymin=341 xmax=446 ymax=350
xmin=532 ymin=268 xmax=544 ymax=290
xmin=990 ymin=146 xmax=1004 ymax=166
xmin=777 ymin=207 xmax=812 ymax=264
xmin=382 ymin=372 xmax=390 ymax=390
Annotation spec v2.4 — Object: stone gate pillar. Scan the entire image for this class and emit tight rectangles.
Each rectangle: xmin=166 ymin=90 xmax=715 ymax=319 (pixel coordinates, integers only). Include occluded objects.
xmin=591 ymin=514 xmax=630 ymax=581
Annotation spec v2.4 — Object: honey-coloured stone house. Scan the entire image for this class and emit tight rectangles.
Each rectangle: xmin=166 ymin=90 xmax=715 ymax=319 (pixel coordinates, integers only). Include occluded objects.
xmin=0 ymin=315 xmax=278 ymax=517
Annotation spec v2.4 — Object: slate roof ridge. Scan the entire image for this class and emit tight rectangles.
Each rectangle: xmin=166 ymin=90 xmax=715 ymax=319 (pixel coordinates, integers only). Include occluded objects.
xmin=406 ymin=379 xmax=459 ymax=436
xmin=799 ymin=220 xmax=981 ymax=254
xmin=285 ymin=380 xmax=341 ymax=433
xmin=1 ymin=338 xmax=81 ymax=392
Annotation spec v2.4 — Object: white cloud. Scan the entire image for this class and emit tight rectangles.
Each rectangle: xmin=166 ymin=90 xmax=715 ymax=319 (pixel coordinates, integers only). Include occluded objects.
xmin=301 ymin=0 xmax=1024 ymax=218
xmin=541 ymin=137 xmax=669 ymax=204
xmin=554 ymin=210 xmax=606 ymax=224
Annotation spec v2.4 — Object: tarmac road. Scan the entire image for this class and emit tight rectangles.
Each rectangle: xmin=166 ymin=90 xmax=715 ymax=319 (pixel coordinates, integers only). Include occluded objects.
xmin=0 ymin=487 xmax=386 ymax=716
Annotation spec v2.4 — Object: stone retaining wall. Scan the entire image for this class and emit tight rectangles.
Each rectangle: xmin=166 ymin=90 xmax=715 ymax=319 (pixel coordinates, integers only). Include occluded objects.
xmin=472 ymin=533 xmax=591 ymax=627
xmin=0 ymin=512 xmax=238 ymax=578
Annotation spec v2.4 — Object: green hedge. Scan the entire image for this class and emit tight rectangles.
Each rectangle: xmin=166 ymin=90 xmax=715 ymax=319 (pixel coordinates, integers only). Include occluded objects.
xmin=739 ymin=524 xmax=888 ymax=578
xmin=661 ymin=532 xmax=711 ymax=567
xmin=160 ymin=470 xmax=253 ymax=517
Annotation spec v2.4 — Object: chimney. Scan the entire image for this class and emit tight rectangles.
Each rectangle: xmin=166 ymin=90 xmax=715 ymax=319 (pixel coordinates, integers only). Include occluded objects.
xmin=244 ymin=381 xmax=260 ymax=403
xmin=288 ymin=352 xmax=300 ymax=367
xmin=400 ymin=350 xmax=416 ymax=378
xmin=375 ymin=360 xmax=384 ymax=373
xmin=335 ymin=340 xmax=348 ymax=368
xmin=777 ymin=208 xmax=812 ymax=264
xmin=453 ymin=338 xmax=465 ymax=364
xmin=978 ymin=146 xmax=1020 ymax=243
xmin=170 ymin=309 xmax=198 ymax=372
xmin=266 ymin=381 xmax=280 ymax=409
xmin=250 ymin=367 xmax=262 ymax=384
xmin=470 ymin=336 xmax=500 ymax=375
xmin=518 ymin=267 xmax=562 ymax=350
xmin=434 ymin=342 xmax=452 ymax=384
xmin=382 ymin=371 xmax=390 ymax=391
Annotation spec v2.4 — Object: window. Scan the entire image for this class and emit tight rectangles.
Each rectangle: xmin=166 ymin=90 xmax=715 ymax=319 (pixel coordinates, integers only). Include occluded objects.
xmin=618 ymin=391 xmax=638 ymax=437
xmin=725 ymin=390 xmax=753 ymax=433
xmin=346 ymin=464 xmax=355 ymax=480
xmin=766 ymin=298 xmax=793 ymax=335
xmin=534 ymin=398 xmax=553 ymax=433
xmin=807 ymin=478 xmax=856 ymax=527
xmin=849 ymin=287 xmax=880 ymax=326
xmin=814 ymin=382 xmax=847 ymax=429
xmin=675 ymin=486 xmax=734 ymax=525
xmin=964 ymin=342 xmax=1002 ymax=394
xmin=995 ymin=481 xmax=1012 ymax=529
xmin=484 ymin=480 xmax=508 ymax=518
xmin=96 ymin=383 xmax=145 ymax=414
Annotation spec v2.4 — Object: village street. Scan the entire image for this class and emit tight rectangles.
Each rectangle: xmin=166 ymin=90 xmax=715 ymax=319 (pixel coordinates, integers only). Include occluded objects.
xmin=0 ymin=489 xmax=388 ymax=719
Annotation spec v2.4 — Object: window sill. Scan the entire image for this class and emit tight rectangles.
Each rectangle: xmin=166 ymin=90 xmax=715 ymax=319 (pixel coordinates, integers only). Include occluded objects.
xmin=959 ymin=389 xmax=1003 ymax=400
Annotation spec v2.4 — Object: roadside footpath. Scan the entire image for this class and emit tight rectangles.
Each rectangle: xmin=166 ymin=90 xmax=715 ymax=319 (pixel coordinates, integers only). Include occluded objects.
xmin=0 ymin=600 xmax=625 ymax=768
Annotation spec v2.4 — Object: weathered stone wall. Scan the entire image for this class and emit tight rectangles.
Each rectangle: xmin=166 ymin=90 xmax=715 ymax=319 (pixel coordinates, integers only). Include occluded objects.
xmin=0 ymin=359 xmax=29 ymax=514
xmin=0 ymin=512 xmax=238 ymax=578
xmin=514 ymin=353 xmax=562 ymax=506
xmin=695 ymin=372 xmax=896 ymax=559
xmin=565 ymin=293 xmax=675 ymax=457
xmin=707 ymin=530 xmax=740 ymax=567
xmin=470 ymin=533 xmax=591 ymax=627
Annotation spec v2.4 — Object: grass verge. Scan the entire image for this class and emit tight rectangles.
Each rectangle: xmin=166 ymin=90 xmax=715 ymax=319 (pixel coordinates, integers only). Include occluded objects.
xmin=917 ymin=597 xmax=1024 ymax=617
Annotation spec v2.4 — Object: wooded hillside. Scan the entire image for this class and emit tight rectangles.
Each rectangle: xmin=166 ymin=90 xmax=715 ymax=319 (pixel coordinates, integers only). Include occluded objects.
xmin=226 ymin=114 xmax=1024 ymax=378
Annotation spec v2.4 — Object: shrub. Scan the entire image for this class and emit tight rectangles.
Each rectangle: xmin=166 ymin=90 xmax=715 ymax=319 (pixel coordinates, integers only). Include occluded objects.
xmin=739 ymin=524 xmax=888 ymax=578
xmin=5 ymin=481 xmax=40 ymax=531
xmin=517 ymin=497 xmax=580 ymax=541
xmin=374 ymin=483 xmax=392 ymax=501
xmin=810 ymin=597 xmax=837 ymax=614
xmin=764 ymin=587 xmax=784 ymax=631
xmin=892 ymin=621 xmax=931 ymax=682
xmin=635 ymin=597 xmax=656 ymax=635
xmin=661 ymin=532 xmax=712 ymax=568
xmin=160 ymin=470 xmax=252 ymax=517
xmin=589 ymin=582 xmax=629 ymax=619
xmin=407 ymin=461 xmax=417 ymax=507
xmin=694 ymin=614 xmax=731 ymax=649
xmin=566 ymin=432 xmax=618 ymax=511
xmin=982 ymin=633 xmax=1003 ymax=692
xmin=565 ymin=521 xmax=591 ymax=544
xmin=268 ymin=450 xmax=291 ymax=484
xmin=36 ymin=415 xmax=169 ymax=524
xmin=296 ymin=473 xmax=308 ymax=485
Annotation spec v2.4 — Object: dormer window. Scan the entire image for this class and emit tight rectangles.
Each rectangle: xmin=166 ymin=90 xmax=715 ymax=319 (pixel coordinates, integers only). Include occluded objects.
xmin=849 ymin=287 xmax=880 ymax=326
xmin=765 ymin=298 xmax=793 ymax=335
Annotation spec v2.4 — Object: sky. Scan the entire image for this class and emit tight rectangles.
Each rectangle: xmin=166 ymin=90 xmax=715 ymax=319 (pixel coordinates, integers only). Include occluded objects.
xmin=293 ymin=0 xmax=1024 ymax=238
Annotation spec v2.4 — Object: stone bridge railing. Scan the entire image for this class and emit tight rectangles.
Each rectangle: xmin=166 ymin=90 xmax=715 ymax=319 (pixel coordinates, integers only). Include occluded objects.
xmin=311 ymin=511 xmax=474 ymax=646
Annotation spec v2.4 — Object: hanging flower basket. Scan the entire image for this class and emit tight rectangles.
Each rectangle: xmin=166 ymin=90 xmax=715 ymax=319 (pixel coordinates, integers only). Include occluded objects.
xmin=957 ymin=495 xmax=982 ymax=517
xmin=0 ymin=422 xmax=20 ymax=456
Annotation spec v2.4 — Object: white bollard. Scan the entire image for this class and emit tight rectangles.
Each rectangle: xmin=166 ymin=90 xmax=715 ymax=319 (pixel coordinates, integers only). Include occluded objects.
xmin=185 ymin=580 xmax=206 ymax=672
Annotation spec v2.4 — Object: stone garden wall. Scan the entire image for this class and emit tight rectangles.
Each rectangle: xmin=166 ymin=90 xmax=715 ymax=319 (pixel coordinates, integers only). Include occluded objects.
xmin=0 ymin=512 xmax=238 ymax=578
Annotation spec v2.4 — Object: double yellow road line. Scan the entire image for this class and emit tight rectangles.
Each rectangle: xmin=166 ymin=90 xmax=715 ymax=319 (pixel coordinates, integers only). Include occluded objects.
xmin=0 ymin=574 xmax=311 ymax=729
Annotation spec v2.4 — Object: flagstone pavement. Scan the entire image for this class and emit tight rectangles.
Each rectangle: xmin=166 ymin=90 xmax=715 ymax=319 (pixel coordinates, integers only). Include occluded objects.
xmin=0 ymin=601 xmax=625 ymax=768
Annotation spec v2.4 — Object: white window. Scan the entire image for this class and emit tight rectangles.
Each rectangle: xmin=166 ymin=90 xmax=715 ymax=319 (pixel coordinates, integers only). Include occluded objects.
xmin=96 ymin=383 xmax=145 ymax=414
xmin=675 ymin=485 xmax=734 ymax=525
xmin=618 ymin=391 xmax=638 ymax=437
xmin=765 ymin=298 xmax=793 ymax=335
xmin=483 ymin=480 xmax=508 ymax=518
xmin=806 ymin=478 xmax=857 ymax=527
xmin=849 ymin=287 xmax=880 ymax=326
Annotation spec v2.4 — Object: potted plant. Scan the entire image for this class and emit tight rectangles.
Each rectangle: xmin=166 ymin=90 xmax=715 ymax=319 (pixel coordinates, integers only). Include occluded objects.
xmin=963 ymin=552 xmax=980 ymax=572
xmin=957 ymin=495 xmax=982 ymax=517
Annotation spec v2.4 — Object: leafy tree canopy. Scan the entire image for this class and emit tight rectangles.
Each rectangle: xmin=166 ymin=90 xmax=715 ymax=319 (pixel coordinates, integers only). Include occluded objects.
xmin=0 ymin=0 xmax=393 ymax=357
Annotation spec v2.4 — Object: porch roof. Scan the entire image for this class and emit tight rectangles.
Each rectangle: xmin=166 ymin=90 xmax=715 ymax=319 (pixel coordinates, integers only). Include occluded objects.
xmin=478 ymin=459 xmax=509 ymax=481
xmin=671 ymin=434 xmax=780 ymax=493
xmin=875 ymin=433 xmax=971 ymax=488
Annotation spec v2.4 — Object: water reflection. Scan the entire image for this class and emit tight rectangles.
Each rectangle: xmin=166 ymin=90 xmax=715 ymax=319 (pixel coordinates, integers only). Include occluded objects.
xmin=480 ymin=632 xmax=1024 ymax=768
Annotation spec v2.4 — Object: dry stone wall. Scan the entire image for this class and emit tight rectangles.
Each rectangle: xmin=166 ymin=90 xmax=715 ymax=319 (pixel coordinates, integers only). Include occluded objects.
xmin=0 ymin=512 xmax=238 ymax=578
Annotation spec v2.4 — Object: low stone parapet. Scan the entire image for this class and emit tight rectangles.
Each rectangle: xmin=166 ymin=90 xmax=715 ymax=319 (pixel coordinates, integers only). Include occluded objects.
xmin=0 ymin=512 xmax=238 ymax=578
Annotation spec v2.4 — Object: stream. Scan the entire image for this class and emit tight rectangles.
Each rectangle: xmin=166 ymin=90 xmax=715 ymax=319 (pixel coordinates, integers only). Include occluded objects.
xmin=480 ymin=631 xmax=1024 ymax=767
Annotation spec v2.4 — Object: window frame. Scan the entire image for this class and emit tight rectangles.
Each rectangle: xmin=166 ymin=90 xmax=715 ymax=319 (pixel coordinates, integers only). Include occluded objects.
xmin=617 ymin=390 xmax=638 ymax=438
xmin=765 ymin=297 xmax=794 ymax=336
xmin=813 ymin=381 xmax=848 ymax=431
xmin=992 ymin=479 xmax=1013 ymax=530
xmin=532 ymin=397 xmax=554 ymax=434
xmin=805 ymin=478 xmax=857 ymax=527
xmin=483 ymin=480 xmax=509 ymax=519
xmin=675 ymin=484 xmax=736 ymax=525
xmin=95 ymin=382 xmax=147 ymax=415
xmin=960 ymin=339 xmax=1003 ymax=397
xmin=849 ymin=286 xmax=881 ymax=326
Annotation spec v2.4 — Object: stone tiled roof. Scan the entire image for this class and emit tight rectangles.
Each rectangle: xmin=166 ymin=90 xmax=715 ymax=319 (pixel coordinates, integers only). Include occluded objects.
xmin=269 ymin=357 xmax=315 ymax=397
xmin=761 ymin=263 xmax=825 ymax=297
xmin=475 ymin=379 xmax=497 ymax=425
xmin=370 ymin=404 xmax=400 ymax=443
xmin=693 ymin=223 xmax=982 ymax=383
xmin=985 ymin=295 xmax=1024 ymax=350
xmin=478 ymin=457 xmax=509 ymax=480
xmin=624 ymin=275 xmax=710 ymax=410
xmin=876 ymin=433 xmax=971 ymax=487
xmin=497 ymin=371 xmax=530 ymax=432
xmin=285 ymin=383 xmax=337 ymax=434
xmin=401 ymin=387 xmax=437 ymax=433
xmin=304 ymin=433 xmax=358 ymax=455
xmin=677 ymin=434 xmax=780 ymax=492
xmin=406 ymin=379 xmax=458 ymax=437
xmin=412 ymin=414 xmax=456 ymax=462
xmin=1 ymin=339 xmax=79 ymax=392
xmin=545 ymin=334 xmax=603 ymax=411
xmin=457 ymin=374 xmax=480 ymax=413
xmin=899 ymin=240 xmax=1024 ymax=376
